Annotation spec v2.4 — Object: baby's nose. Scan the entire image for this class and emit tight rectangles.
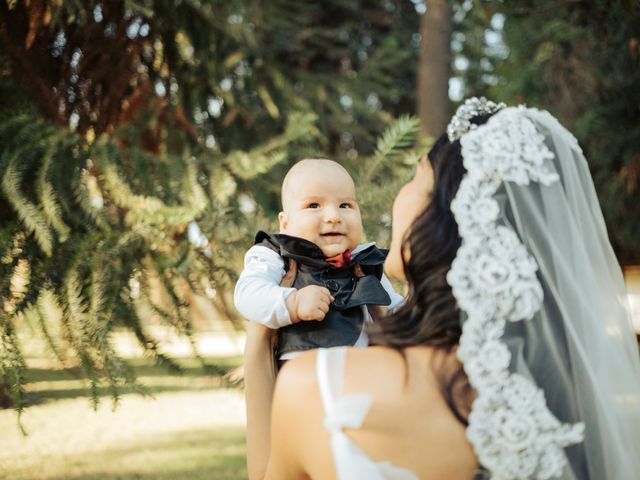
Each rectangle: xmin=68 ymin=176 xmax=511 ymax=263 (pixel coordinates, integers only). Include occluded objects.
xmin=324 ymin=207 xmax=342 ymax=222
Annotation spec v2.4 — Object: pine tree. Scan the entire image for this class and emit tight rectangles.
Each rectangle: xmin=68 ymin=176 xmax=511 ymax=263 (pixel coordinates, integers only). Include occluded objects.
xmin=0 ymin=0 xmax=422 ymax=414
xmin=457 ymin=0 xmax=640 ymax=264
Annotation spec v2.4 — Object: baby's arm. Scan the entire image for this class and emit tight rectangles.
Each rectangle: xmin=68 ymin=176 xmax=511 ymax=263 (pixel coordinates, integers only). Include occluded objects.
xmin=352 ymin=263 xmax=405 ymax=319
xmin=234 ymin=246 xmax=334 ymax=327
xmin=234 ymin=245 xmax=296 ymax=328
xmin=366 ymin=272 xmax=405 ymax=320
xmin=381 ymin=273 xmax=405 ymax=311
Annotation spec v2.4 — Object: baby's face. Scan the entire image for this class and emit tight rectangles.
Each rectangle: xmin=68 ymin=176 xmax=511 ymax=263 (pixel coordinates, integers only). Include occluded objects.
xmin=279 ymin=164 xmax=363 ymax=257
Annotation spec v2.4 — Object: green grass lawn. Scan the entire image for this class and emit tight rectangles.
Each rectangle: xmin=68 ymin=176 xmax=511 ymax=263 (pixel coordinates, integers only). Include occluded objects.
xmin=0 ymin=356 xmax=247 ymax=480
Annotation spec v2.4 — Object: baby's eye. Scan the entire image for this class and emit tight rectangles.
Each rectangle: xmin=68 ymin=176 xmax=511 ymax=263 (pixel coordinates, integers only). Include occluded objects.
xmin=307 ymin=202 xmax=320 ymax=209
xmin=340 ymin=203 xmax=352 ymax=209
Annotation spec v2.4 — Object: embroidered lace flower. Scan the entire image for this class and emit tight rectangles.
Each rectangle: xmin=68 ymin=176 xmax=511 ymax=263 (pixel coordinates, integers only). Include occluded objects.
xmin=446 ymin=104 xmax=585 ymax=479
xmin=459 ymin=106 xmax=559 ymax=186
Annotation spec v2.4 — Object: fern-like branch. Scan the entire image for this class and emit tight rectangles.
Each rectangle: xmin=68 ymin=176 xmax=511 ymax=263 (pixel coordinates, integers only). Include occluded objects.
xmin=365 ymin=115 xmax=421 ymax=181
xmin=0 ymin=313 xmax=28 ymax=428
xmin=37 ymin=140 xmax=71 ymax=242
xmin=1 ymin=152 xmax=54 ymax=256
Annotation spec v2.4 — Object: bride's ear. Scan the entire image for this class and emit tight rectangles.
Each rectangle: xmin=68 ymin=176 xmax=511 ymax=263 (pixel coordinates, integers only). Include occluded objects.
xmin=278 ymin=211 xmax=288 ymax=232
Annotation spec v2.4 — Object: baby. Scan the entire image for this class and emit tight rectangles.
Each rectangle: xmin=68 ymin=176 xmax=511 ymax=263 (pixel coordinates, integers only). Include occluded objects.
xmin=234 ymin=159 xmax=403 ymax=362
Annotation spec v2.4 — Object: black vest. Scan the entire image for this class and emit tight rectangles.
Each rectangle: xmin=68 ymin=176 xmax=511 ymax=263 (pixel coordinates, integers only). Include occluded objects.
xmin=255 ymin=231 xmax=391 ymax=356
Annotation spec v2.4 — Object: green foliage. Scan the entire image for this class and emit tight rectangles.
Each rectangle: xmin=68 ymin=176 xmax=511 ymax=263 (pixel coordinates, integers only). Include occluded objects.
xmin=2 ymin=150 xmax=55 ymax=257
xmin=367 ymin=115 xmax=422 ymax=177
xmin=455 ymin=1 xmax=640 ymax=263
xmin=0 ymin=0 xmax=422 ymax=414
xmin=0 ymin=96 xmax=318 ymax=413
xmin=355 ymin=115 xmax=424 ymax=245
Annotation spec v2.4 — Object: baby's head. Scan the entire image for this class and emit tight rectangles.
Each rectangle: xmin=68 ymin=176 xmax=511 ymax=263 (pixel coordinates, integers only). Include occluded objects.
xmin=278 ymin=159 xmax=363 ymax=257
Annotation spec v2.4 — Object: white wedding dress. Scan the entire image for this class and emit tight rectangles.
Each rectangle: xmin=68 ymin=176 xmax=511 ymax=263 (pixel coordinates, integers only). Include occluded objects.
xmin=311 ymin=102 xmax=640 ymax=480
xmin=316 ymin=346 xmax=420 ymax=480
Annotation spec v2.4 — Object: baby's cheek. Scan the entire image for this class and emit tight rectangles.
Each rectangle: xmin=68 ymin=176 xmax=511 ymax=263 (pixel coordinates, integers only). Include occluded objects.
xmin=350 ymin=220 xmax=364 ymax=245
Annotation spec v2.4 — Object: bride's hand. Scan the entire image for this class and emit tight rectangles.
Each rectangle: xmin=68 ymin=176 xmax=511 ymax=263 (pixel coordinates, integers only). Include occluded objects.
xmin=244 ymin=259 xmax=296 ymax=357
xmin=281 ymin=258 xmax=297 ymax=287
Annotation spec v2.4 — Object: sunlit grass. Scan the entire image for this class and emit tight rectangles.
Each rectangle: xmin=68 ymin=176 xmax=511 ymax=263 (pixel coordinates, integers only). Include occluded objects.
xmin=0 ymin=355 xmax=247 ymax=480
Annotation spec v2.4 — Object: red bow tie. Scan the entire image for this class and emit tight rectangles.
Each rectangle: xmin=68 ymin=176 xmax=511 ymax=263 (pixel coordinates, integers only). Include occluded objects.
xmin=325 ymin=250 xmax=351 ymax=269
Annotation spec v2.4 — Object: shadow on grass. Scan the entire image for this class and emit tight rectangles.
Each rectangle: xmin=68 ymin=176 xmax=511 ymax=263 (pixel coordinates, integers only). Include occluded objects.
xmin=24 ymin=355 xmax=243 ymax=407
xmin=27 ymin=356 xmax=242 ymax=381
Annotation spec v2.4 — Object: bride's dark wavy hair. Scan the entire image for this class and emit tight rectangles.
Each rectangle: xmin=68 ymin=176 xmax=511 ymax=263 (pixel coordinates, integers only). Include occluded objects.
xmin=367 ymin=113 xmax=495 ymax=425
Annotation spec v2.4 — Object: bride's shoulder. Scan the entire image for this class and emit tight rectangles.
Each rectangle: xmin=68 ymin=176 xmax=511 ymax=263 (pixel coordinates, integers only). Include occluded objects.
xmin=277 ymin=346 xmax=437 ymax=397
xmin=274 ymin=347 xmax=392 ymax=396
xmin=280 ymin=345 xmax=406 ymax=375
xmin=275 ymin=350 xmax=320 ymax=395
xmin=275 ymin=345 xmax=448 ymax=404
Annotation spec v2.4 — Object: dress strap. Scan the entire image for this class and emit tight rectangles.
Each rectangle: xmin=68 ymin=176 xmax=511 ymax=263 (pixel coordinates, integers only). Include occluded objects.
xmin=316 ymin=347 xmax=347 ymax=415
xmin=316 ymin=348 xmax=421 ymax=479
xmin=317 ymin=347 xmax=374 ymax=434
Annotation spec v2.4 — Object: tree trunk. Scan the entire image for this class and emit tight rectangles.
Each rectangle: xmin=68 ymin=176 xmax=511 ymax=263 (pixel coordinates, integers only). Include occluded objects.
xmin=417 ymin=0 xmax=453 ymax=140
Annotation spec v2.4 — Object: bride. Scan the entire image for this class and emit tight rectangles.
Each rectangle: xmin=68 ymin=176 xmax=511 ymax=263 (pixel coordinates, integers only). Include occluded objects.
xmin=244 ymin=98 xmax=640 ymax=479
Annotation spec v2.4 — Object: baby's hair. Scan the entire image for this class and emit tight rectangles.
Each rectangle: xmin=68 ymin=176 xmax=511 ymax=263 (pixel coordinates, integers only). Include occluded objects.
xmin=280 ymin=158 xmax=353 ymax=211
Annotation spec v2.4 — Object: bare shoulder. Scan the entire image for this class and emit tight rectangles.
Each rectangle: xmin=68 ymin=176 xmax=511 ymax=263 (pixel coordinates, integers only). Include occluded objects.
xmin=344 ymin=346 xmax=478 ymax=477
xmin=274 ymin=347 xmax=478 ymax=478
xmin=271 ymin=351 xmax=333 ymax=478
xmin=343 ymin=345 xmax=412 ymax=389
xmin=272 ymin=350 xmax=322 ymax=412
xmin=271 ymin=351 xmax=323 ymax=444
xmin=272 ymin=347 xmax=402 ymax=410
xmin=276 ymin=350 xmax=318 ymax=386
xmin=278 ymin=347 xmax=404 ymax=389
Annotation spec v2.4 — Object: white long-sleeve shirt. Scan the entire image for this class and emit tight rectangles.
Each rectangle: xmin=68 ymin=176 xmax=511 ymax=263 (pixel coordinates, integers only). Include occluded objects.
xmin=234 ymin=243 xmax=405 ymax=358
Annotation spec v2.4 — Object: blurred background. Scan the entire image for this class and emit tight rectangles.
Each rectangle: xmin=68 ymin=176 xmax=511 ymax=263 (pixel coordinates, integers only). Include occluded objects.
xmin=1 ymin=1 xmax=639 ymax=479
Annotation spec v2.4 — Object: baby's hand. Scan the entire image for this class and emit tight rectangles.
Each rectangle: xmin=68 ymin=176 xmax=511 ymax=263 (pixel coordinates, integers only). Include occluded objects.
xmin=288 ymin=285 xmax=334 ymax=322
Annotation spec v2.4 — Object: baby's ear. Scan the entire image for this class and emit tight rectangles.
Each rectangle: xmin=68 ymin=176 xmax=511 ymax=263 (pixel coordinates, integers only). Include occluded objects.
xmin=278 ymin=211 xmax=288 ymax=232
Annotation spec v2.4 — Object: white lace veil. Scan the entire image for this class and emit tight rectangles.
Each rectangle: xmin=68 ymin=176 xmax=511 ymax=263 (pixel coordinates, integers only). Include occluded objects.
xmin=446 ymin=101 xmax=640 ymax=479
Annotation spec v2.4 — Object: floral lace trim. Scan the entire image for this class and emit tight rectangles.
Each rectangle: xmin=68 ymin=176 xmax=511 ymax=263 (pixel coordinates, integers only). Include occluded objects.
xmin=447 ymin=106 xmax=585 ymax=479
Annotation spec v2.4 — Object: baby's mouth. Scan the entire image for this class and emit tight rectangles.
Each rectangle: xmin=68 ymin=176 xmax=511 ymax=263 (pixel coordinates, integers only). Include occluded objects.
xmin=321 ymin=232 xmax=345 ymax=237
